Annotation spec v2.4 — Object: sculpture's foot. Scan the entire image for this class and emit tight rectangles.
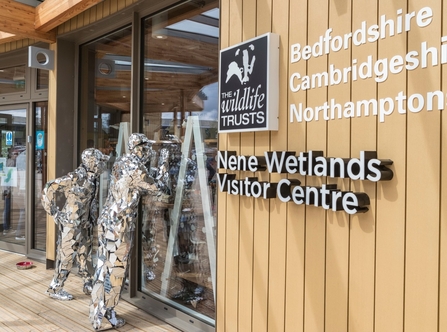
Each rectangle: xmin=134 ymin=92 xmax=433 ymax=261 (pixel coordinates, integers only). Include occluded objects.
xmin=92 ymin=309 xmax=126 ymax=331
xmin=83 ymin=280 xmax=93 ymax=295
xmin=106 ymin=309 xmax=126 ymax=329
xmin=46 ymin=289 xmax=74 ymax=301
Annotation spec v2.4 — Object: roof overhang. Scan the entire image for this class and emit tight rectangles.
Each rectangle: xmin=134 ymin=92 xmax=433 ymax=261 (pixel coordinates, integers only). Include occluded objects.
xmin=0 ymin=0 xmax=104 ymax=44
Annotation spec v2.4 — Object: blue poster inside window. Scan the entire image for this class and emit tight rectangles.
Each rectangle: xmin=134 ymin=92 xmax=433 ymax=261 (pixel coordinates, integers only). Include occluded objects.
xmin=36 ymin=131 xmax=44 ymax=150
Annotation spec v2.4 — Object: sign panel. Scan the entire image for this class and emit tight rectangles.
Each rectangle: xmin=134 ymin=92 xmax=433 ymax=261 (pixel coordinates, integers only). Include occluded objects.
xmin=288 ymin=6 xmax=445 ymax=124
xmin=36 ymin=131 xmax=44 ymax=150
xmin=217 ymin=150 xmax=394 ymax=215
xmin=1 ymin=167 xmax=17 ymax=187
xmin=28 ymin=46 xmax=54 ymax=71
xmin=218 ymin=32 xmax=279 ymax=133
xmin=5 ymin=131 xmax=12 ymax=146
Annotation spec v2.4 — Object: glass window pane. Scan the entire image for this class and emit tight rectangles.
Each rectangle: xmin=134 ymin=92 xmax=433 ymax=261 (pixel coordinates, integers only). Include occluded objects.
xmin=78 ymin=27 xmax=132 ymax=274
xmin=34 ymin=102 xmax=47 ymax=250
xmin=0 ymin=108 xmax=26 ymax=245
xmin=140 ymin=2 xmax=219 ymax=323
xmin=0 ymin=65 xmax=26 ymax=94
xmin=78 ymin=26 xmax=132 ymax=205
xmin=37 ymin=69 xmax=49 ymax=90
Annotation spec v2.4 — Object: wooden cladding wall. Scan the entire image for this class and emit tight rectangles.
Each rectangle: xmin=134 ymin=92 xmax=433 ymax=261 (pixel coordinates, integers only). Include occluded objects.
xmin=217 ymin=0 xmax=447 ymax=332
xmin=0 ymin=39 xmax=36 ymax=54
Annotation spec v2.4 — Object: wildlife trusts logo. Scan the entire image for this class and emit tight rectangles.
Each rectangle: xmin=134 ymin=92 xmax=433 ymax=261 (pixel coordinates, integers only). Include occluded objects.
xmin=219 ymin=33 xmax=280 ymax=133
xmin=225 ymin=44 xmax=256 ymax=85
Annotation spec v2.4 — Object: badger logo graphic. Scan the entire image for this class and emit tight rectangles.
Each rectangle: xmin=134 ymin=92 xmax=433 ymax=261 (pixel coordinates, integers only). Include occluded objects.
xmin=225 ymin=44 xmax=256 ymax=85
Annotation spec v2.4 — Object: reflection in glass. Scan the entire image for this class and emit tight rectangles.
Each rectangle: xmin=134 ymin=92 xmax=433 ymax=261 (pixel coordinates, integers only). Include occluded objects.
xmin=78 ymin=26 xmax=133 ymax=207
xmin=37 ymin=69 xmax=49 ymax=90
xmin=0 ymin=108 xmax=26 ymax=245
xmin=34 ymin=102 xmax=47 ymax=251
xmin=140 ymin=2 xmax=219 ymax=323
xmin=76 ymin=3 xmax=219 ymax=325
xmin=79 ymin=26 xmax=132 ymax=155
xmin=78 ymin=27 xmax=133 ymax=278
xmin=0 ymin=65 xmax=26 ymax=94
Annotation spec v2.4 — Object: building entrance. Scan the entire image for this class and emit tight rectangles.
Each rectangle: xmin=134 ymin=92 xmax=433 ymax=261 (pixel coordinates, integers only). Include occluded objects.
xmin=0 ymin=105 xmax=27 ymax=251
xmin=0 ymin=102 xmax=48 ymax=257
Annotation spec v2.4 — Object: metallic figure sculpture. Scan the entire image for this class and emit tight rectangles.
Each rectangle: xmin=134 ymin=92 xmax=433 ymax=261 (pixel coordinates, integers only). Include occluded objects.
xmin=42 ymin=148 xmax=110 ymax=301
xmin=90 ymin=133 xmax=159 ymax=330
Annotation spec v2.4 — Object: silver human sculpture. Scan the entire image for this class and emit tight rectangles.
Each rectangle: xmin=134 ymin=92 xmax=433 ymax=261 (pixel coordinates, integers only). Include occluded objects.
xmin=42 ymin=148 xmax=110 ymax=301
xmin=89 ymin=133 xmax=159 ymax=330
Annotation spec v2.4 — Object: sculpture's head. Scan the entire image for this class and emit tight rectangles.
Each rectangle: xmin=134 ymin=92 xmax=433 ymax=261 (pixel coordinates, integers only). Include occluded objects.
xmin=128 ymin=133 xmax=153 ymax=164
xmin=81 ymin=148 xmax=110 ymax=174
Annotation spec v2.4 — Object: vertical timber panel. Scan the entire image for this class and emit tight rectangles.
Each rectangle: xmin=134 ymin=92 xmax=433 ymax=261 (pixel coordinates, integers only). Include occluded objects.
xmin=117 ymin=0 xmax=126 ymax=12
xmin=96 ymin=2 xmax=104 ymax=21
xmin=79 ymin=11 xmax=86 ymax=28
xmin=84 ymin=9 xmax=90 ymax=25
xmin=61 ymin=21 xmax=70 ymax=34
xmin=89 ymin=5 xmax=97 ymax=25
xmin=349 ymin=1 xmax=378 ymax=332
xmin=110 ymin=0 xmax=118 ymax=15
xmin=103 ymin=0 xmax=111 ymax=17
xmin=285 ymin=0 xmax=307 ymax=330
xmin=325 ymin=0 xmax=352 ymax=331
xmin=268 ymin=0 xmax=289 ymax=331
xmin=70 ymin=17 xmax=78 ymax=32
xmin=304 ymin=0 xmax=328 ymax=331
xmin=238 ymin=0 xmax=256 ymax=330
xmin=441 ymin=2 xmax=447 ymax=330
xmin=225 ymin=1 xmax=242 ymax=331
xmin=46 ymin=42 xmax=57 ymax=262
xmin=252 ymin=1 xmax=272 ymax=331
xmin=406 ymin=1 xmax=441 ymax=331
xmin=375 ymin=1 xmax=407 ymax=331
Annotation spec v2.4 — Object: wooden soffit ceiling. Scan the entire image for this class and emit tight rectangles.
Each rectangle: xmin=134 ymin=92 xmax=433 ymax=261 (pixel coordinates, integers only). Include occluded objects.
xmin=0 ymin=0 xmax=103 ymax=44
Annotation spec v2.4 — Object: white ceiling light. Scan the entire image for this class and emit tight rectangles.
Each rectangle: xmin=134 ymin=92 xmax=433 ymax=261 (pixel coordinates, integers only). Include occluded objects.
xmin=152 ymin=12 xmax=168 ymax=39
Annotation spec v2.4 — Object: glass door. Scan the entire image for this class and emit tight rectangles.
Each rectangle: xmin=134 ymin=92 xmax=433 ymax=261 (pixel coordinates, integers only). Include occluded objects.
xmin=0 ymin=105 xmax=28 ymax=254
xmin=0 ymin=102 xmax=48 ymax=256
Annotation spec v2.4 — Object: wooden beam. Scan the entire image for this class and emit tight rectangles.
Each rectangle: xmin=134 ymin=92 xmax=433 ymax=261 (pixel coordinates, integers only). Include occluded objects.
xmin=95 ymin=70 xmax=208 ymax=90
xmin=95 ymin=89 xmax=204 ymax=113
xmin=35 ymin=0 xmax=104 ymax=32
xmin=0 ymin=0 xmax=56 ymax=43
